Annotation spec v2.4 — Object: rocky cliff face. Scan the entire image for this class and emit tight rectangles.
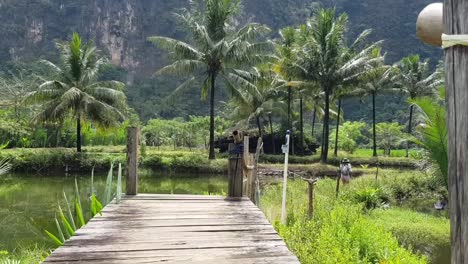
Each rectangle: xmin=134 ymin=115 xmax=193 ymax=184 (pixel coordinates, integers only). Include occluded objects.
xmin=0 ymin=0 xmax=442 ymax=119
xmin=1 ymin=0 xmax=440 ymax=73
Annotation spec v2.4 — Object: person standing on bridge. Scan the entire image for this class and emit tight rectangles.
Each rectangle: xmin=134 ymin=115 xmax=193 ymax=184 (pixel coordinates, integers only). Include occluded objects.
xmin=339 ymin=158 xmax=352 ymax=184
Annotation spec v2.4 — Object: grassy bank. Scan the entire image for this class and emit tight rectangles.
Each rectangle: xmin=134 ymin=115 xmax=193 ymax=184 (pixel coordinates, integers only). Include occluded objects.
xmin=260 ymin=170 xmax=450 ymax=263
xmin=0 ymin=147 xmax=418 ymax=174
xmin=0 ymin=148 xmax=228 ymax=174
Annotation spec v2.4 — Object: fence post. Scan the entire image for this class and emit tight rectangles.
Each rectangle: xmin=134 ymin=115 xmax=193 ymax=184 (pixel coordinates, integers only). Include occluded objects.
xmin=126 ymin=127 xmax=139 ymax=195
xmin=227 ymin=143 xmax=243 ymax=200
xmin=303 ymin=178 xmax=318 ymax=219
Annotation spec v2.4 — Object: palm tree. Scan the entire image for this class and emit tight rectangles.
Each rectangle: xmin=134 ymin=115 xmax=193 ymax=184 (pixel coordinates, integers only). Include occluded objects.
xmin=274 ymin=27 xmax=298 ymax=132
xmin=228 ymin=66 xmax=286 ymax=138
xmin=28 ymin=33 xmax=127 ymax=152
xmin=353 ymin=48 xmax=392 ymax=157
xmin=149 ymin=0 xmax=271 ymax=159
xmin=296 ymin=8 xmax=380 ymax=162
xmin=307 ymin=89 xmax=326 ymax=140
xmin=394 ymin=54 xmax=443 ymax=157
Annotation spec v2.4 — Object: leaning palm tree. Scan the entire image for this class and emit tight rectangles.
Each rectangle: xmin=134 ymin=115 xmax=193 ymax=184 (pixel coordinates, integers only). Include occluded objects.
xmin=27 ymin=33 xmax=127 ymax=152
xmin=353 ymin=48 xmax=393 ymax=157
xmin=149 ymin=0 xmax=271 ymax=159
xmin=394 ymin=54 xmax=443 ymax=157
xmin=296 ymin=8 xmax=380 ymax=162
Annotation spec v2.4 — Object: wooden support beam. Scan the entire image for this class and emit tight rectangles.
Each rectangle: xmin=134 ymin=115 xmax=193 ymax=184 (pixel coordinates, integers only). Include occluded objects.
xmin=227 ymin=143 xmax=243 ymax=200
xmin=445 ymin=1 xmax=468 ymax=262
xmin=126 ymin=127 xmax=139 ymax=195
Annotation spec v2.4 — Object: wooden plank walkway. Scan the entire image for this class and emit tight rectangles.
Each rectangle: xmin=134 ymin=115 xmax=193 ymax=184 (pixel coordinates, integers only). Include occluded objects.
xmin=44 ymin=194 xmax=300 ymax=263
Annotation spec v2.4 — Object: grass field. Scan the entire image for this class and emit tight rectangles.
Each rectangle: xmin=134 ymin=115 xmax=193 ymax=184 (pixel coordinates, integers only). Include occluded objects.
xmin=260 ymin=169 xmax=450 ymax=264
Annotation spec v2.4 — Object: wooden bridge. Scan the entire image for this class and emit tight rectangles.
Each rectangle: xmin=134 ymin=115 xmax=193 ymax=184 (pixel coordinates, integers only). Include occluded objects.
xmin=44 ymin=130 xmax=299 ymax=263
xmin=44 ymin=194 xmax=299 ymax=263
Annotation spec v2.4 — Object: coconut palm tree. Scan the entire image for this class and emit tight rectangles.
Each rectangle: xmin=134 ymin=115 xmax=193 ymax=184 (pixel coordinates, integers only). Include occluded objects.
xmin=353 ymin=48 xmax=393 ymax=157
xmin=228 ymin=66 xmax=286 ymax=138
xmin=274 ymin=27 xmax=300 ymax=132
xmin=296 ymin=8 xmax=380 ymax=162
xmin=149 ymin=0 xmax=271 ymax=159
xmin=394 ymin=54 xmax=443 ymax=157
xmin=27 ymin=33 xmax=127 ymax=152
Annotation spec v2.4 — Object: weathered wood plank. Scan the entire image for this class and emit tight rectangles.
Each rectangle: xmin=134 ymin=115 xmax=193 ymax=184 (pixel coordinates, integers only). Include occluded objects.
xmin=44 ymin=194 xmax=299 ymax=263
xmin=126 ymin=127 xmax=139 ymax=195
xmin=444 ymin=1 xmax=468 ymax=263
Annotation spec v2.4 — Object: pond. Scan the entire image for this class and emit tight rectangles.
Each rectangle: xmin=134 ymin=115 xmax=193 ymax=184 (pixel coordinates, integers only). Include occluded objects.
xmin=0 ymin=171 xmax=227 ymax=253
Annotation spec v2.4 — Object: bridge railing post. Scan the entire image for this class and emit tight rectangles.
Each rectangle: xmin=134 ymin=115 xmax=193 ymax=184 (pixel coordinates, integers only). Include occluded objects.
xmin=227 ymin=142 xmax=243 ymax=200
xmin=126 ymin=127 xmax=140 ymax=195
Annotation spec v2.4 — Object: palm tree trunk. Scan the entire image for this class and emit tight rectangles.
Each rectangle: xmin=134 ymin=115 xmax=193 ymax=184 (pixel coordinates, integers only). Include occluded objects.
xmin=321 ymin=90 xmax=330 ymax=163
xmin=406 ymin=104 xmax=414 ymax=158
xmin=209 ymin=74 xmax=216 ymax=160
xmin=299 ymin=96 xmax=304 ymax=155
xmin=311 ymin=106 xmax=317 ymax=138
xmin=256 ymin=116 xmax=263 ymax=138
xmin=269 ymin=114 xmax=275 ymax=154
xmin=372 ymin=92 xmax=377 ymax=157
xmin=76 ymin=117 xmax=82 ymax=152
xmin=333 ymin=98 xmax=342 ymax=157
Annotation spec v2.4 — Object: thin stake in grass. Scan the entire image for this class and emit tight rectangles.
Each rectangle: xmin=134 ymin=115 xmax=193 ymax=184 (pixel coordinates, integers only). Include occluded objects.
xmin=116 ymin=163 xmax=122 ymax=204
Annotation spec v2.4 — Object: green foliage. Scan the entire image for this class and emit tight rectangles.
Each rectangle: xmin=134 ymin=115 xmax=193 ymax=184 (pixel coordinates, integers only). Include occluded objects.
xmin=26 ymin=33 xmax=128 ymax=152
xmin=261 ymin=169 xmax=449 ymax=263
xmin=354 ymin=188 xmax=381 ymax=210
xmin=330 ymin=121 xmax=367 ymax=153
xmin=0 ymin=247 xmax=48 ymax=264
xmin=375 ymin=123 xmax=406 ymax=156
xmin=411 ymin=89 xmax=448 ymax=189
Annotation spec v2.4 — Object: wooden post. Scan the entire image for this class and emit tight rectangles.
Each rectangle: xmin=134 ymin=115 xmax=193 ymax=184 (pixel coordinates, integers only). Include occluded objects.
xmin=303 ymin=178 xmax=318 ymax=219
xmin=444 ymin=1 xmax=468 ymax=262
xmin=126 ymin=127 xmax=139 ymax=195
xmin=251 ymin=137 xmax=263 ymax=205
xmin=335 ymin=171 xmax=341 ymax=198
xmin=227 ymin=143 xmax=243 ymax=200
xmin=243 ymin=136 xmax=251 ymax=198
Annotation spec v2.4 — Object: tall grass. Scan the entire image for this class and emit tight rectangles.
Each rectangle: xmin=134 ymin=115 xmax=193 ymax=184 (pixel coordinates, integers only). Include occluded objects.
xmin=261 ymin=170 xmax=449 ymax=263
xmin=45 ymin=163 xmax=121 ymax=247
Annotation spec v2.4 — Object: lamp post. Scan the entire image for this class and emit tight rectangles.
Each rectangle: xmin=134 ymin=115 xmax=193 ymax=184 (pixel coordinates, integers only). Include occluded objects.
xmin=281 ymin=130 xmax=291 ymax=225
xmin=418 ymin=2 xmax=468 ymax=262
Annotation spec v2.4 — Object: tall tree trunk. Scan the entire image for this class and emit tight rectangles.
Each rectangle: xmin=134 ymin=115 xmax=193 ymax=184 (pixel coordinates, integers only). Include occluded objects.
xmin=76 ymin=116 xmax=82 ymax=152
xmin=406 ymin=104 xmax=414 ymax=158
xmin=209 ymin=74 xmax=216 ymax=160
xmin=311 ymin=106 xmax=317 ymax=138
xmin=321 ymin=90 xmax=330 ymax=163
xmin=372 ymin=92 xmax=377 ymax=157
xmin=299 ymin=96 xmax=304 ymax=155
xmin=333 ymin=98 xmax=342 ymax=157
xmin=256 ymin=116 xmax=263 ymax=138
xmin=269 ymin=114 xmax=275 ymax=154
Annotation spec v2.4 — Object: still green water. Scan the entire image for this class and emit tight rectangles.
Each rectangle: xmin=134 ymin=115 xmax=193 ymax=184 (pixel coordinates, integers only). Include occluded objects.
xmin=0 ymin=172 xmax=227 ymax=253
